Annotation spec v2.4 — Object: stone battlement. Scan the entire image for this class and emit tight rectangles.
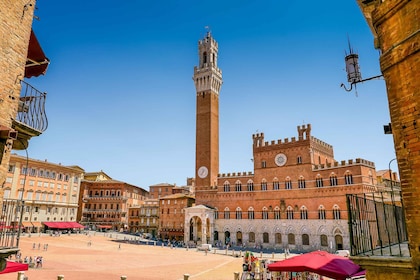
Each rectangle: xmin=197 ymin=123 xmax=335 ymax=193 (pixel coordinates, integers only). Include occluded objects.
xmin=198 ymin=32 xmax=218 ymax=47
xmin=312 ymin=158 xmax=375 ymax=170
xmin=252 ymin=124 xmax=332 ymax=151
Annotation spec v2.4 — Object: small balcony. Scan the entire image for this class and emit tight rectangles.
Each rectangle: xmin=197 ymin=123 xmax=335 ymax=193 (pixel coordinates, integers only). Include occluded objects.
xmin=11 ymin=29 xmax=50 ymax=150
xmin=12 ymin=80 xmax=48 ymax=150
xmin=83 ymin=195 xmax=129 ymax=201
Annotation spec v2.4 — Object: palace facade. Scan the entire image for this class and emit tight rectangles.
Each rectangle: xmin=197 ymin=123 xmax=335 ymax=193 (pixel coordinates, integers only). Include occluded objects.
xmin=185 ymin=32 xmax=378 ymax=252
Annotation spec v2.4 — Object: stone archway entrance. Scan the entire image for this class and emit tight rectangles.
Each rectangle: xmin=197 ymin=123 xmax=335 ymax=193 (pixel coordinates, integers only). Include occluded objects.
xmin=225 ymin=231 xmax=231 ymax=245
xmin=335 ymin=234 xmax=343 ymax=250
xmin=236 ymin=231 xmax=242 ymax=246
xmin=184 ymin=205 xmax=214 ymax=246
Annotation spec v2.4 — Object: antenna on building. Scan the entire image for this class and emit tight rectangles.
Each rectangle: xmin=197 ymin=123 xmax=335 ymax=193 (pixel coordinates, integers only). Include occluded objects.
xmin=340 ymin=37 xmax=383 ymax=96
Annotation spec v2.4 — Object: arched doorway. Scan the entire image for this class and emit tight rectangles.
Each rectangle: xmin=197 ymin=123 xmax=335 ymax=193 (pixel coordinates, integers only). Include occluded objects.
xmin=183 ymin=205 xmax=215 ymax=246
xmin=236 ymin=231 xmax=242 ymax=246
xmin=225 ymin=231 xmax=231 ymax=245
xmin=188 ymin=216 xmax=203 ymax=243
xmin=335 ymin=234 xmax=343 ymax=250
xmin=214 ymin=231 xmax=219 ymax=242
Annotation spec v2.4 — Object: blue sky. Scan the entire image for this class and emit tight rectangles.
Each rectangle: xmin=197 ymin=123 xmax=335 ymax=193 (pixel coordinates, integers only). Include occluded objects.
xmin=21 ymin=1 xmax=396 ymax=189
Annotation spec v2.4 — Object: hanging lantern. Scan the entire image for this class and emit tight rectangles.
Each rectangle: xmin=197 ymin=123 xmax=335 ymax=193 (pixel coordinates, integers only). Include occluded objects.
xmin=345 ymin=52 xmax=362 ymax=84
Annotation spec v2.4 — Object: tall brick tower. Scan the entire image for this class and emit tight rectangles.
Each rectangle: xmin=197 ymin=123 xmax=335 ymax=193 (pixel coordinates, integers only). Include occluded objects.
xmin=193 ymin=32 xmax=223 ymax=200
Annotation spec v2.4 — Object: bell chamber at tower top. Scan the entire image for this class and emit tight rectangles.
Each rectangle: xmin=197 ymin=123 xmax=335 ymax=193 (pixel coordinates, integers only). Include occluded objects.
xmin=193 ymin=31 xmax=223 ymax=94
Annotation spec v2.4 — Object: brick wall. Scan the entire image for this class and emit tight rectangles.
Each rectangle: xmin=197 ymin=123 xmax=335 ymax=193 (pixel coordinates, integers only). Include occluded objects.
xmin=0 ymin=0 xmax=36 ymax=199
xmin=357 ymin=0 xmax=420 ymax=278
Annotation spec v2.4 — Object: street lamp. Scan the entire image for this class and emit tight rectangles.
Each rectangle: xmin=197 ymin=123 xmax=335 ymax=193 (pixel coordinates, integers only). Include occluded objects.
xmin=341 ymin=39 xmax=383 ymax=96
xmin=16 ymin=140 xmax=29 ymax=248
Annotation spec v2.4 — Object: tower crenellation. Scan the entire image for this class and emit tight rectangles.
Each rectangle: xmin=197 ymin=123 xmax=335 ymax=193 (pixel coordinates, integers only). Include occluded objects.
xmin=252 ymin=133 xmax=265 ymax=147
xmin=312 ymin=158 xmax=375 ymax=170
xmin=253 ymin=125 xmax=317 ymax=150
xmin=298 ymin=124 xmax=311 ymax=140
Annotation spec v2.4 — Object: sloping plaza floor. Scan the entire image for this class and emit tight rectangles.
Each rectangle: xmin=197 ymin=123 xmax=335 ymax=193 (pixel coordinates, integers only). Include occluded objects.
xmin=2 ymin=232 xmax=283 ymax=280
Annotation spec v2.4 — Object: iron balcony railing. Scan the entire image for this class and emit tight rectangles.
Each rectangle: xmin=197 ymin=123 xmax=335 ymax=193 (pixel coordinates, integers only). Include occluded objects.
xmin=346 ymin=191 xmax=409 ymax=257
xmin=16 ymin=80 xmax=48 ymax=133
xmin=0 ymin=199 xmax=21 ymax=252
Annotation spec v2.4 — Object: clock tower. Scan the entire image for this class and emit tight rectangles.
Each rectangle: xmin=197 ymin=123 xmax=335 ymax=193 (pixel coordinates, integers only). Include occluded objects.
xmin=193 ymin=31 xmax=222 ymax=196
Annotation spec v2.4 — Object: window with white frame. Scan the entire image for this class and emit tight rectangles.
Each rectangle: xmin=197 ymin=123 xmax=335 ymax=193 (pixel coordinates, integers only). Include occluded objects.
xmin=247 ymin=180 xmax=254 ymax=191
xmin=274 ymin=207 xmax=280 ymax=219
xmin=344 ymin=172 xmax=353 ymax=184
xmin=300 ymin=206 xmax=308 ymax=219
xmin=330 ymin=174 xmax=338 ymax=186
xmin=285 ymin=178 xmax=292 ymax=189
xmin=318 ymin=205 xmax=326 ymax=220
xmin=236 ymin=207 xmax=242 ymax=219
xmin=223 ymin=182 xmax=230 ymax=192
xmin=262 ymin=207 xmax=269 ymax=219
xmin=224 ymin=208 xmax=230 ymax=219
xmin=333 ymin=205 xmax=341 ymax=220
xmin=298 ymin=177 xmax=306 ymax=189
xmin=273 ymin=179 xmax=280 ymax=190
xmin=261 ymin=179 xmax=268 ymax=191
xmin=248 ymin=207 xmax=255 ymax=219
xmin=235 ymin=181 xmax=242 ymax=192
xmin=286 ymin=206 xmax=294 ymax=219
xmin=316 ymin=176 xmax=323 ymax=188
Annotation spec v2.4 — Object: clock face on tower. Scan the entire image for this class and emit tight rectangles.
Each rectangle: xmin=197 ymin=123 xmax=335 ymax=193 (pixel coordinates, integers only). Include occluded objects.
xmin=274 ymin=153 xmax=287 ymax=167
xmin=197 ymin=166 xmax=208 ymax=178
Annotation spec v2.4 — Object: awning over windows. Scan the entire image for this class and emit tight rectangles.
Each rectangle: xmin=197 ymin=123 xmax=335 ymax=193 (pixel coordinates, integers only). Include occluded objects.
xmin=0 ymin=261 xmax=28 ymax=274
xmin=42 ymin=222 xmax=84 ymax=229
xmin=24 ymin=29 xmax=50 ymax=78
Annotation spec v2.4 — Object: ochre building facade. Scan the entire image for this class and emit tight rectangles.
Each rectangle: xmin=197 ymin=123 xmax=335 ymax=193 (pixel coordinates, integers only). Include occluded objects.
xmin=5 ymin=154 xmax=84 ymax=233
